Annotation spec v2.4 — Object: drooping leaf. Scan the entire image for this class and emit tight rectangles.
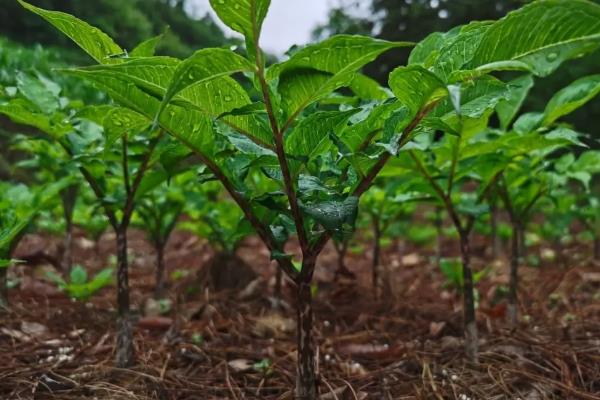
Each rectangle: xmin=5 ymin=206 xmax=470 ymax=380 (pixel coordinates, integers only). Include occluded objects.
xmin=496 ymin=74 xmax=535 ymax=130
xmin=18 ymin=0 xmax=123 ymax=64
xmin=301 ymin=196 xmax=359 ymax=238
xmin=541 ymin=74 xmax=600 ymax=126
xmin=471 ymin=0 xmax=600 ymax=77
xmin=16 ymin=72 xmax=60 ymax=114
xmin=0 ymin=102 xmax=69 ymax=139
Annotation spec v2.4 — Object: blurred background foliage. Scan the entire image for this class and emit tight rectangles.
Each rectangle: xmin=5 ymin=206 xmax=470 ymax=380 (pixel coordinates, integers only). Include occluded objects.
xmin=1 ymin=0 xmax=232 ymax=60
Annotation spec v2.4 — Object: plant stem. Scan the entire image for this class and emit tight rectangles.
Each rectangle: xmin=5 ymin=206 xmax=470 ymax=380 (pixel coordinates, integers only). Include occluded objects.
xmin=459 ymin=232 xmax=478 ymax=362
xmin=372 ymin=217 xmax=381 ymax=297
xmin=518 ymin=224 xmax=527 ymax=262
xmin=508 ymin=222 xmax=519 ymax=327
xmin=490 ymin=199 xmax=501 ymax=259
xmin=333 ymin=240 xmax=353 ymax=279
xmin=274 ymin=265 xmax=282 ymax=299
xmin=435 ymin=207 xmax=443 ymax=269
xmin=0 ymin=268 xmax=7 ymax=308
xmin=295 ymin=274 xmax=317 ymax=399
xmin=154 ymin=241 xmax=166 ymax=298
xmin=115 ymin=226 xmax=134 ymax=367
xmin=60 ymin=183 xmax=78 ymax=274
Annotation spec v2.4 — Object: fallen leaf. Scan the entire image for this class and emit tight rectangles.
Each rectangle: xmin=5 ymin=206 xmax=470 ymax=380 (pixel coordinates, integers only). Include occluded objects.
xmin=237 ymin=278 xmax=263 ymax=300
xmin=440 ymin=336 xmax=462 ymax=351
xmin=21 ymin=321 xmax=48 ymax=338
xmin=138 ymin=316 xmax=173 ymax=330
xmin=228 ymin=359 xmax=253 ymax=372
xmin=1 ymin=327 xmax=30 ymax=342
xmin=252 ymin=314 xmax=294 ymax=338
xmin=402 ymin=253 xmax=420 ymax=266
xmin=429 ymin=321 xmax=446 ymax=337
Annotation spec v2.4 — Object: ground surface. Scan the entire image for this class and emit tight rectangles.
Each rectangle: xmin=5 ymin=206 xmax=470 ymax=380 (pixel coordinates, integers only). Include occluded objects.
xmin=1 ymin=228 xmax=599 ymax=399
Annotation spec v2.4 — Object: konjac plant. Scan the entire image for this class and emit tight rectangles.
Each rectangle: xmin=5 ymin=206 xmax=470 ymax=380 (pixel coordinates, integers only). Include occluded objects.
xmin=17 ymin=0 xmax=600 ymax=397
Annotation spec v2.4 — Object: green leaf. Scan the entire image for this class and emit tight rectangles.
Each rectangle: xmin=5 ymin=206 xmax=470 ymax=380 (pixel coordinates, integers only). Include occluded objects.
xmin=130 ymin=33 xmax=164 ymax=57
xmin=301 ymin=196 xmax=359 ymax=237
xmin=270 ymin=35 xmax=411 ymax=118
xmin=0 ymin=102 xmax=69 ymax=139
xmin=513 ymin=112 xmax=544 ymax=134
xmin=103 ymin=107 xmax=149 ymax=149
xmin=349 ymin=74 xmax=390 ymax=101
xmin=285 ymin=110 xmax=358 ymax=160
xmin=432 ymin=21 xmax=492 ymax=82
xmin=158 ymin=48 xmax=255 ymax=121
xmin=496 ymin=74 xmax=534 ymax=130
xmin=388 ymin=65 xmax=447 ymax=117
xmin=16 ymin=72 xmax=60 ymax=114
xmin=541 ymin=74 xmax=600 ymax=126
xmin=471 ymin=0 xmax=600 ymax=77
xmin=208 ymin=0 xmax=271 ymax=56
xmin=18 ymin=0 xmax=123 ymax=64
xmin=70 ymin=265 xmax=88 ymax=285
xmin=73 ymin=58 xmax=272 ymax=146
xmin=65 ymin=69 xmax=216 ymax=159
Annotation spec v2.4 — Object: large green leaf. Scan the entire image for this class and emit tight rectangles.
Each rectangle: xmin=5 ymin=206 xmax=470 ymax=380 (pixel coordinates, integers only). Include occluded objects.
xmin=158 ymin=48 xmax=255 ymax=121
xmin=269 ymin=35 xmax=411 ymax=119
xmin=431 ymin=21 xmax=492 ymax=82
xmin=0 ymin=101 xmax=69 ymax=139
xmin=16 ymin=72 xmax=60 ymax=114
xmin=471 ymin=0 xmax=600 ymax=77
xmin=208 ymin=0 xmax=271 ymax=56
xmin=388 ymin=66 xmax=447 ymax=117
xmin=18 ymin=0 xmax=123 ymax=64
xmin=541 ymin=74 xmax=600 ymax=126
xmin=285 ymin=110 xmax=358 ymax=160
xmin=65 ymin=70 xmax=216 ymax=159
xmin=71 ymin=59 xmax=273 ymax=146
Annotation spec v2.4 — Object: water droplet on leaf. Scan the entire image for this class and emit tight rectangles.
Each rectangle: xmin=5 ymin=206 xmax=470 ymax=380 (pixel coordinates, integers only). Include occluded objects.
xmin=546 ymin=52 xmax=558 ymax=62
xmin=224 ymin=95 xmax=232 ymax=101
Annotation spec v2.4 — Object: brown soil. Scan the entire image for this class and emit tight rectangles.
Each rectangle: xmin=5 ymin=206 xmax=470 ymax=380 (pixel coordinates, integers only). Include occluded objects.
xmin=1 ymin=228 xmax=599 ymax=399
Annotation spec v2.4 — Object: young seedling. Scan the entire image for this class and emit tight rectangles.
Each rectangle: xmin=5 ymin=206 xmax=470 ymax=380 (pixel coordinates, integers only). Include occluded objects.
xmin=0 ymin=70 xmax=177 ymax=366
xmin=11 ymin=131 xmax=81 ymax=273
xmin=20 ymin=0 xmax=600 ymax=395
xmin=360 ymin=180 xmax=419 ymax=296
xmin=496 ymin=74 xmax=600 ymax=325
xmin=0 ymin=180 xmax=68 ymax=307
xmin=47 ymin=264 xmax=113 ymax=301
xmin=548 ymin=150 xmax=600 ymax=260
xmin=133 ymin=178 xmax=187 ymax=297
